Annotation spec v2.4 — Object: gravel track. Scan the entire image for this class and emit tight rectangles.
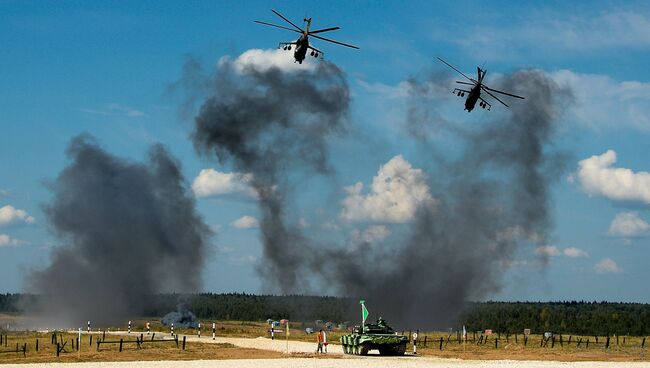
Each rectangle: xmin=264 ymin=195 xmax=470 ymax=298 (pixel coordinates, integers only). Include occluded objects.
xmin=2 ymin=357 xmax=650 ymax=368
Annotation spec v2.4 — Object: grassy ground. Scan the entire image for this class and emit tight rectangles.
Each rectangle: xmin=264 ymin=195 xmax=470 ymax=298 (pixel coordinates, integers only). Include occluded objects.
xmin=1 ymin=316 xmax=648 ymax=362
xmin=0 ymin=331 xmax=285 ymax=364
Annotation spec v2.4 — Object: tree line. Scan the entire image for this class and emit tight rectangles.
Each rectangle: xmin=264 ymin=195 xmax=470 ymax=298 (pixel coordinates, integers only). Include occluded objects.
xmin=2 ymin=293 xmax=650 ymax=335
xmin=459 ymin=301 xmax=650 ymax=336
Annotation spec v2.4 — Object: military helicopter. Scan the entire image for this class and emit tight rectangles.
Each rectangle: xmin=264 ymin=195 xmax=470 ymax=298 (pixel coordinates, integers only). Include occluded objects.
xmin=255 ymin=10 xmax=359 ymax=64
xmin=437 ymin=57 xmax=525 ymax=112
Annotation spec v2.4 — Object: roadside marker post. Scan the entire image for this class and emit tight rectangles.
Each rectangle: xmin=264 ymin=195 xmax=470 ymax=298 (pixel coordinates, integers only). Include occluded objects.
xmin=213 ymin=322 xmax=216 ymax=340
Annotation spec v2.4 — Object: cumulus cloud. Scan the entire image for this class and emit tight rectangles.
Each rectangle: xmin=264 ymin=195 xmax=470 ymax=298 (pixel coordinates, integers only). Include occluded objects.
xmin=563 ymin=247 xmax=589 ymax=258
xmin=535 ymin=245 xmax=589 ymax=258
xmin=221 ymin=48 xmax=315 ymax=74
xmin=0 ymin=205 xmax=35 ymax=227
xmin=192 ymin=169 xmax=256 ymax=198
xmin=608 ymin=211 xmax=650 ymax=237
xmin=594 ymin=258 xmax=623 ymax=274
xmin=231 ymin=215 xmax=259 ymax=229
xmin=572 ymin=150 xmax=650 ymax=204
xmin=535 ymin=245 xmax=561 ymax=257
xmin=341 ymin=155 xmax=436 ymax=223
xmin=0 ymin=234 xmax=24 ymax=247
xmin=352 ymin=225 xmax=391 ymax=244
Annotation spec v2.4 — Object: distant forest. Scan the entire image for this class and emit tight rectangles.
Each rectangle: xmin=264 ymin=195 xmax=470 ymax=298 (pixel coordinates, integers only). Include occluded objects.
xmin=2 ymin=293 xmax=650 ymax=336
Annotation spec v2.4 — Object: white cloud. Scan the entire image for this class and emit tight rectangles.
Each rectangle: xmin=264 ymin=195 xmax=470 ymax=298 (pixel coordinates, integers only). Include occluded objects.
xmin=352 ymin=225 xmax=391 ymax=244
xmin=0 ymin=205 xmax=35 ymax=227
xmin=341 ymin=155 xmax=435 ymax=223
xmin=535 ymin=245 xmax=561 ymax=257
xmin=221 ymin=48 xmax=315 ymax=74
xmin=594 ymin=258 xmax=623 ymax=274
xmin=563 ymin=247 xmax=589 ymax=258
xmin=192 ymin=169 xmax=256 ymax=198
xmin=454 ymin=11 xmax=650 ymax=61
xmin=0 ymin=234 xmax=24 ymax=247
xmin=535 ymin=245 xmax=589 ymax=258
xmin=550 ymin=71 xmax=650 ymax=131
xmin=80 ymin=103 xmax=146 ymax=118
xmin=572 ymin=150 xmax=650 ymax=204
xmin=608 ymin=211 xmax=650 ymax=237
xmin=231 ymin=215 xmax=259 ymax=229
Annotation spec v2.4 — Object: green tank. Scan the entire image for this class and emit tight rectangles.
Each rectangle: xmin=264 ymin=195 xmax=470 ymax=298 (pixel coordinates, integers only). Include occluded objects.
xmin=339 ymin=317 xmax=408 ymax=355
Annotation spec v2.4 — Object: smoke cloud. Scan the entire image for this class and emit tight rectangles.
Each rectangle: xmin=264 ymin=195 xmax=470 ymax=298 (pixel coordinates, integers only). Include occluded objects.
xmin=186 ymin=50 xmax=571 ymax=328
xmin=187 ymin=53 xmax=349 ymax=292
xmin=317 ymin=70 xmax=573 ymax=328
xmin=27 ymin=135 xmax=211 ymax=326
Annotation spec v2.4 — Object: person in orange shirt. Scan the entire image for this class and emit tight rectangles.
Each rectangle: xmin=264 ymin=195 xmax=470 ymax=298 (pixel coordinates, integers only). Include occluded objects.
xmin=315 ymin=329 xmax=324 ymax=353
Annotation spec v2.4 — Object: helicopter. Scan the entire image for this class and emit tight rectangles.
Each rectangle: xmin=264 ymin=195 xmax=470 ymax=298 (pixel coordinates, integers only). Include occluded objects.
xmin=255 ymin=10 xmax=359 ymax=64
xmin=437 ymin=57 xmax=525 ymax=112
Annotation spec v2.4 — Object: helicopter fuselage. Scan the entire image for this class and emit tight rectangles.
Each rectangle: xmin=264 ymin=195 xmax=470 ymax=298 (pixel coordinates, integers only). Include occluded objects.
xmin=464 ymin=84 xmax=481 ymax=112
xmin=293 ymin=34 xmax=309 ymax=64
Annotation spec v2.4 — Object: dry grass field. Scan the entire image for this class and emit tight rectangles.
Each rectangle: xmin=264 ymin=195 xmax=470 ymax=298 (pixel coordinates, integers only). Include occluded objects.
xmin=0 ymin=331 xmax=286 ymax=364
xmin=0 ymin=316 xmax=648 ymax=363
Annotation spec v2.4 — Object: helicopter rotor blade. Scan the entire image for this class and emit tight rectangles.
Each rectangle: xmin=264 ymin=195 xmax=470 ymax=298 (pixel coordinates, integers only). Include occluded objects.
xmin=437 ymin=57 xmax=474 ymax=82
xmin=309 ymin=26 xmax=340 ymax=34
xmin=456 ymin=81 xmax=476 ymax=86
xmin=481 ymin=86 xmax=510 ymax=108
xmin=254 ymin=20 xmax=302 ymax=34
xmin=271 ymin=9 xmax=304 ymax=32
xmin=310 ymin=34 xmax=359 ymax=49
xmin=482 ymin=85 xmax=525 ymax=99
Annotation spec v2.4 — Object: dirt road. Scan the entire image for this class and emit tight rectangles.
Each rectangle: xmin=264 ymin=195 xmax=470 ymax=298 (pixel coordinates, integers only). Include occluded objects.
xmin=3 ymin=357 xmax=650 ymax=368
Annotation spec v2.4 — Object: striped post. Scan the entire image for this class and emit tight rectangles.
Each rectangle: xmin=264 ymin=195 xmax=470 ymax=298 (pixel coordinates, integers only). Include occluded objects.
xmin=212 ymin=322 xmax=216 ymax=340
xmin=128 ymin=321 xmax=131 ymax=334
xmin=146 ymin=322 xmax=150 ymax=335
xmin=87 ymin=320 xmax=91 ymax=333
xmin=198 ymin=322 xmax=201 ymax=338
xmin=171 ymin=323 xmax=174 ymax=337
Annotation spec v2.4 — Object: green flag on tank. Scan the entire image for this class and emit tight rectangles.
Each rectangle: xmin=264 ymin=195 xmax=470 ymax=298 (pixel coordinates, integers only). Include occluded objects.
xmin=360 ymin=300 xmax=369 ymax=323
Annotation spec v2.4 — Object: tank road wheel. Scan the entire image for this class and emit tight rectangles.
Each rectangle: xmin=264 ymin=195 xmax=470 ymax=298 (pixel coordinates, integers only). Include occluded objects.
xmin=378 ymin=347 xmax=390 ymax=356
xmin=359 ymin=343 xmax=371 ymax=356
xmin=397 ymin=342 xmax=406 ymax=355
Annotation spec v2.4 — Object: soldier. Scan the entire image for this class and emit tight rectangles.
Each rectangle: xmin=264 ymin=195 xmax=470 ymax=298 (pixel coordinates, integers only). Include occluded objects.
xmin=377 ymin=317 xmax=386 ymax=329
xmin=316 ymin=329 xmax=324 ymax=353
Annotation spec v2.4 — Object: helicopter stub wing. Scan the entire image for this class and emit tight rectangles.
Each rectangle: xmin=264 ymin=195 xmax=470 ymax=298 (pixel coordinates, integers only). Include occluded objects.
xmin=307 ymin=45 xmax=324 ymax=58
xmin=478 ymin=96 xmax=492 ymax=111
xmin=452 ymin=88 xmax=471 ymax=96
xmin=278 ymin=42 xmax=298 ymax=49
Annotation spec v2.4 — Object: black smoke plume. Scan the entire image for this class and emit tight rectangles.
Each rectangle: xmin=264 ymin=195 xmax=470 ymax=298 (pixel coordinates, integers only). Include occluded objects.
xmin=27 ymin=135 xmax=211 ymax=326
xmin=187 ymin=56 xmax=349 ymax=292
xmin=185 ymin=51 xmax=571 ymax=328
xmin=317 ymin=70 xmax=573 ymax=328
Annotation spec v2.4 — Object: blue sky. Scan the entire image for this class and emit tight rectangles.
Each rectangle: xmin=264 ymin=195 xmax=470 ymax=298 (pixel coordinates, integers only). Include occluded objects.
xmin=1 ymin=0 xmax=650 ymax=302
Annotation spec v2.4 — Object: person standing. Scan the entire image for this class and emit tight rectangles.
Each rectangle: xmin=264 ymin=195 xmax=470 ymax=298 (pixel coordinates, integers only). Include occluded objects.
xmin=315 ymin=329 xmax=324 ymax=353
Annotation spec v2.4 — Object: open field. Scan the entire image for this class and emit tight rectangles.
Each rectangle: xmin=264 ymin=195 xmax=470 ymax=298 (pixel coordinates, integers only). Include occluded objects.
xmin=1 ymin=317 xmax=649 ymax=364
xmin=0 ymin=331 xmax=285 ymax=364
